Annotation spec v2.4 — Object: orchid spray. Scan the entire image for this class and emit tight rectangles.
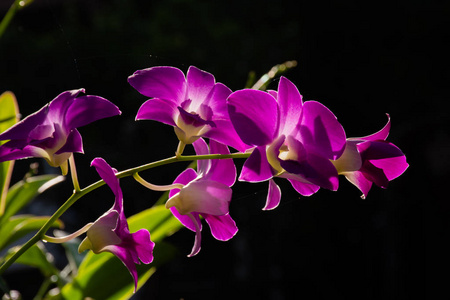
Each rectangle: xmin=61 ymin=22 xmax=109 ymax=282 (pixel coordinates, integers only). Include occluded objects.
xmin=0 ymin=62 xmax=408 ymax=299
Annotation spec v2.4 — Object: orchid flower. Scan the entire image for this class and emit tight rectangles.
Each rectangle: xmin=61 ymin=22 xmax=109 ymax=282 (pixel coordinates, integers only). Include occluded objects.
xmin=227 ymin=77 xmax=346 ymax=210
xmin=165 ymin=138 xmax=238 ymax=257
xmin=332 ymin=115 xmax=409 ymax=198
xmin=0 ymin=89 xmax=121 ymax=175
xmin=128 ymin=66 xmax=248 ymax=154
xmin=78 ymin=157 xmax=154 ymax=291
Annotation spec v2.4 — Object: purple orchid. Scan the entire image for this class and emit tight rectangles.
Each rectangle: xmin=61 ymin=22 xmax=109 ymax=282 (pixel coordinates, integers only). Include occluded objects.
xmin=78 ymin=157 xmax=154 ymax=291
xmin=165 ymin=138 xmax=238 ymax=257
xmin=0 ymin=89 xmax=121 ymax=175
xmin=128 ymin=66 xmax=248 ymax=152
xmin=332 ymin=115 xmax=408 ymax=198
xmin=227 ymin=77 xmax=347 ymax=210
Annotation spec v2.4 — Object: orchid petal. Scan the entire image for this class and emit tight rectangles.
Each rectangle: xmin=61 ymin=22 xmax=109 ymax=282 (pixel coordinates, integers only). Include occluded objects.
xmin=227 ymin=89 xmax=278 ymax=146
xmin=204 ymin=139 xmax=236 ymax=187
xmin=204 ymin=119 xmax=249 ymax=153
xmin=332 ymin=140 xmax=362 ymax=174
xmin=186 ymin=66 xmax=216 ymax=110
xmin=128 ymin=66 xmax=187 ymax=104
xmin=47 ymin=89 xmax=85 ymax=122
xmin=287 ymin=178 xmax=320 ymax=196
xmin=169 ymin=168 xmax=198 ymax=198
xmin=343 ymin=170 xmax=373 ymax=199
xmin=277 ymin=77 xmax=303 ymax=136
xmin=65 ymin=95 xmax=121 ymax=129
xmin=0 ymin=105 xmax=48 ymax=141
xmin=56 ymin=129 xmax=84 ymax=154
xmin=297 ymin=101 xmax=346 ymax=160
xmin=263 ymin=179 xmax=281 ymax=210
xmin=239 ymin=145 xmax=275 ymax=182
xmin=135 ymin=98 xmax=179 ymax=126
xmin=91 ymin=158 xmax=122 ymax=206
xmin=170 ymin=208 xmax=202 ymax=233
xmin=204 ymin=213 xmax=238 ymax=241
xmin=166 ymin=180 xmax=231 ymax=215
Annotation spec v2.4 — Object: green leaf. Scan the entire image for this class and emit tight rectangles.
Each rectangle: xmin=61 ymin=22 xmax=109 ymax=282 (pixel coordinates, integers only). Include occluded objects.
xmin=12 ymin=242 xmax=58 ymax=278
xmin=0 ymin=91 xmax=19 ymax=217
xmin=0 ymin=174 xmax=65 ymax=225
xmin=0 ymin=215 xmax=64 ymax=251
xmin=61 ymin=204 xmax=183 ymax=300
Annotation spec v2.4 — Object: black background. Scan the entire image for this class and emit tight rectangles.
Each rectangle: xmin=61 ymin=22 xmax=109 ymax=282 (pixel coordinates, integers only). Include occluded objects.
xmin=0 ymin=0 xmax=448 ymax=299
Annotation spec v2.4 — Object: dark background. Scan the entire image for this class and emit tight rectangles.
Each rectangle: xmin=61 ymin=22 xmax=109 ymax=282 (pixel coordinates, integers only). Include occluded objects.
xmin=1 ymin=0 xmax=448 ymax=299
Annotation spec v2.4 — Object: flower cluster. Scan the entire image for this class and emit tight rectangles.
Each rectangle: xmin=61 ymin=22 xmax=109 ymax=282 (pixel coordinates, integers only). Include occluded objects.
xmin=0 ymin=65 xmax=408 ymax=289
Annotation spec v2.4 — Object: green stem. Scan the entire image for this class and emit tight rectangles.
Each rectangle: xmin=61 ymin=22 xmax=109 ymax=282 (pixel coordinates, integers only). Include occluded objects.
xmin=0 ymin=151 xmax=250 ymax=274
xmin=0 ymin=0 xmax=29 ymax=39
xmin=69 ymin=155 xmax=81 ymax=193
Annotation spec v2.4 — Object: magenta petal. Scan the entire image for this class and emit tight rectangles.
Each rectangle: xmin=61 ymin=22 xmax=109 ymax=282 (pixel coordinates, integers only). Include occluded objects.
xmin=343 ymin=170 xmax=373 ymax=199
xmin=91 ymin=158 xmax=122 ymax=201
xmin=186 ymin=66 xmax=216 ymax=109
xmin=281 ymin=152 xmax=339 ymax=191
xmin=200 ymin=82 xmax=232 ymax=120
xmin=128 ymin=66 xmax=187 ymax=103
xmin=204 ymin=119 xmax=249 ymax=153
xmin=297 ymin=101 xmax=346 ymax=160
xmin=0 ymin=143 xmax=43 ymax=162
xmin=277 ymin=77 xmax=303 ymax=136
xmin=239 ymin=146 xmax=275 ymax=182
xmin=192 ymin=138 xmax=210 ymax=175
xmin=135 ymin=98 xmax=178 ymax=126
xmin=204 ymin=139 xmax=236 ymax=187
xmin=170 ymin=208 xmax=202 ymax=233
xmin=0 ymin=106 xmax=48 ymax=141
xmin=47 ymin=89 xmax=85 ymax=122
xmin=169 ymin=168 xmax=198 ymax=198
xmin=56 ymin=129 xmax=83 ymax=154
xmin=263 ymin=179 xmax=281 ymax=210
xmin=287 ymin=178 xmax=320 ymax=196
xmin=204 ymin=213 xmax=238 ymax=241
xmin=106 ymin=245 xmax=140 ymax=290
xmin=177 ymin=180 xmax=232 ymax=215
xmin=65 ymin=95 xmax=121 ymax=129
xmin=127 ymin=229 xmax=154 ymax=265
xmin=227 ymin=89 xmax=278 ymax=146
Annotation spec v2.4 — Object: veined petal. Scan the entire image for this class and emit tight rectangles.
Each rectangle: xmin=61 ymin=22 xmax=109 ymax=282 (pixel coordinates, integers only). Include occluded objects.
xmin=135 ymin=98 xmax=179 ymax=126
xmin=166 ymin=180 xmax=231 ymax=215
xmin=128 ymin=66 xmax=187 ymax=104
xmin=0 ymin=143 xmax=47 ymax=162
xmin=277 ymin=77 xmax=303 ymax=136
xmin=263 ymin=179 xmax=281 ymax=210
xmin=297 ymin=101 xmax=346 ymax=160
xmin=65 ymin=95 xmax=121 ymax=129
xmin=239 ymin=145 xmax=275 ymax=182
xmin=204 ymin=213 xmax=238 ymax=241
xmin=186 ymin=66 xmax=216 ymax=110
xmin=227 ymin=89 xmax=278 ymax=146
